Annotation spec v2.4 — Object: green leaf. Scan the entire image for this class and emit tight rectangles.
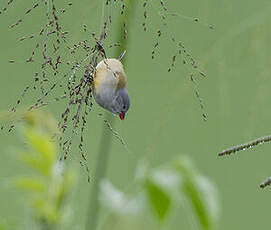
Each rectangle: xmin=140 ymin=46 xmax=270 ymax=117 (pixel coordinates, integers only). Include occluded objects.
xmin=175 ymin=156 xmax=219 ymax=230
xmin=0 ymin=218 xmax=12 ymax=230
xmin=145 ymin=177 xmax=171 ymax=221
xmin=195 ymin=175 xmax=220 ymax=226
xmin=32 ymin=198 xmax=59 ymax=223
xmin=0 ymin=223 xmax=7 ymax=230
xmin=53 ymin=166 xmax=76 ymax=210
xmin=25 ymin=128 xmax=56 ymax=163
xmin=20 ymin=152 xmax=49 ymax=176
xmin=14 ymin=177 xmax=46 ymax=193
xmin=21 ymin=128 xmax=56 ymax=176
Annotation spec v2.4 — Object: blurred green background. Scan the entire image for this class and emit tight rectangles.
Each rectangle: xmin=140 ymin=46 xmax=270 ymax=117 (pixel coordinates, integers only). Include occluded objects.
xmin=1 ymin=0 xmax=271 ymax=229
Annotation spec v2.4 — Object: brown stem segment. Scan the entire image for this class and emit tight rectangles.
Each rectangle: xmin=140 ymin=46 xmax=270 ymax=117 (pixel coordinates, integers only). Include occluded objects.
xmin=218 ymin=135 xmax=271 ymax=156
xmin=260 ymin=177 xmax=271 ymax=189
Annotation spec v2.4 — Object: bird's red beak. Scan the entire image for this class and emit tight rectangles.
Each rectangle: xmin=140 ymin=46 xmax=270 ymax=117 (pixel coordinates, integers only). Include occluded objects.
xmin=119 ymin=112 xmax=125 ymax=120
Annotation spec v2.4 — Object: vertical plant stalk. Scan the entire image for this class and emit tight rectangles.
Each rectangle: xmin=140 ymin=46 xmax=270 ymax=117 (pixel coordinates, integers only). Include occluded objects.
xmin=86 ymin=1 xmax=135 ymax=229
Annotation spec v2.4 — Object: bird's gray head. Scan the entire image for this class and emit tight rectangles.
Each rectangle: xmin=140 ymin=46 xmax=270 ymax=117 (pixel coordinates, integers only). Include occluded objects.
xmin=112 ymin=88 xmax=130 ymax=120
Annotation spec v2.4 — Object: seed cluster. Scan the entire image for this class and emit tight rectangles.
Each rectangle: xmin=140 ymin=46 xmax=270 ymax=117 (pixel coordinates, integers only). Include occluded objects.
xmin=0 ymin=0 xmax=13 ymax=15
xmin=2 ymin=0 xmax=132 ymax=181
xmin=2 ymin=0 xmax=213 ymax=180
xmin=143 ymin=1 xmax=210 ymax=121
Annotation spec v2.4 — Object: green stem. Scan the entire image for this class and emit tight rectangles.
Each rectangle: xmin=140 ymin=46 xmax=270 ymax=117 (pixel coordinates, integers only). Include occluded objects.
xmin=86 ymin=1 xmax=135 ymax=230
xmin=86 ymin=113 xmax=115 ymax=230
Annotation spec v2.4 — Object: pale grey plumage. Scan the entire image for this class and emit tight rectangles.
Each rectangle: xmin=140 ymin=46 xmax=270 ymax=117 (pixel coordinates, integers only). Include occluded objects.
xmin=92 ymin=58 xmax=130 ymax=120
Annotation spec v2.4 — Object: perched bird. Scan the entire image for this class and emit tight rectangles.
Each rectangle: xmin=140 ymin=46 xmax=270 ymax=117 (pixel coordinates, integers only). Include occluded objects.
xmin=92 ymin=57 xmax=130 ymax=120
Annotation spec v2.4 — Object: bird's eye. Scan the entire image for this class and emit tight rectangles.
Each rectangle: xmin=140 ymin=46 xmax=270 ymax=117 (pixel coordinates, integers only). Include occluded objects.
xmin=123 ymin=105 xmax=126 ymax=109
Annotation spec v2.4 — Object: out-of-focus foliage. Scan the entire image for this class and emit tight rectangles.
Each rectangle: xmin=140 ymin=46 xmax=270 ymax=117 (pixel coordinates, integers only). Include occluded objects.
xmin=100 ymin=180 xmax=144 ymax=216
xmin=99 ymin=156 xmax=219 ymax=229
xmin=175 ymin=156 xmax=219 ymax=230
xmin=7 ymin=110 xmax=76 ymax=230
xmin=0 ymin=221 xmax=7 ymax=230
xmin=0 ymin=109 xmax=60 ymax=135
xmin=145 ymin=176 xmax=171 ymax=221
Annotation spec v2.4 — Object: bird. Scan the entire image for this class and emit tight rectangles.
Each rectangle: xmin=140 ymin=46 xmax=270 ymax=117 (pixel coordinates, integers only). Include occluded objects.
xmin=92 ymin=54 xmax=130 ymax=120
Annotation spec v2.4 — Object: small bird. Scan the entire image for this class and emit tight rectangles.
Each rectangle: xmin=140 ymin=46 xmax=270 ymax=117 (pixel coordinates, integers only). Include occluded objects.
xmin=92 ymin=56 xmax=130 ymax=120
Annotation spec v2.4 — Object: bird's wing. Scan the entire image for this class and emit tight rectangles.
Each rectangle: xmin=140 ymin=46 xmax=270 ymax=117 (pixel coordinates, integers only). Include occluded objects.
xmin=93 ymin=68 xmax=119 ymax=93
xmin=93 ymin=58 xmax=127 ymax=92
xmin=116 ymin=72 xmax=127 ymax=89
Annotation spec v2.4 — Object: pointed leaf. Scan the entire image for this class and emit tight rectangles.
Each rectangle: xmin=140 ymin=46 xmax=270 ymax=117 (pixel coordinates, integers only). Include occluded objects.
xmin=175 ymin=156 xmax=219 ymax=230
xmin=145 ymin=177 xmax=171 ymax=221
xmin=14 ymin=177 xmax=46 ymax=192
